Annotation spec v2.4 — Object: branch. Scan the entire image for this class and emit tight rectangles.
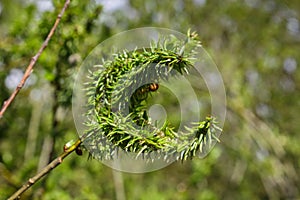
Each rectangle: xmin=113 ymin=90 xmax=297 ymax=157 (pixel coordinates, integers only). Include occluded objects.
xmin=0 ymin=0 xmax=71 ymax=119
xmin=7 ymin=139 xmax=82 ymax=200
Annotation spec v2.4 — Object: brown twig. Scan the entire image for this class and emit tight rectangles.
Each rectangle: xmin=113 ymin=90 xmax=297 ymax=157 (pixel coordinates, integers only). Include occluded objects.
xmin=0 ymin=0 xmax=71 ymax=119
xmin=7 ymin=139 xmax=82 ymax=200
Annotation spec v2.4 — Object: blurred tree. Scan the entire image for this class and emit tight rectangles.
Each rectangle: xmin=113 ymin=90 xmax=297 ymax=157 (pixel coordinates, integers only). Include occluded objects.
xmin=1 ymin=0 xmax=300 ymax=199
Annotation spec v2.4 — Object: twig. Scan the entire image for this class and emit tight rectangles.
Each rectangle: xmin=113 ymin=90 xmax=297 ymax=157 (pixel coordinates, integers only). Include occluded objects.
xmin=7 ymin=139 xmax=82 ymax=200
xmin=0 ymin=0 xmax=71 ymax=119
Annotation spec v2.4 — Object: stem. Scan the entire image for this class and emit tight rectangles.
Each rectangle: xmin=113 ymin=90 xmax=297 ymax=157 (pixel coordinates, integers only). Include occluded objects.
xmin=7 ymin=139 xmax=82 ymax=200
xmin=0 ymin=0 xmax=71 ymax=119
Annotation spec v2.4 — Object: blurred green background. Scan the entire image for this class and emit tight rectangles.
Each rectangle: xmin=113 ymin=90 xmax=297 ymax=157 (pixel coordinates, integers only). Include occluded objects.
xmin=0 ymin=0 xmax=299 ymax=199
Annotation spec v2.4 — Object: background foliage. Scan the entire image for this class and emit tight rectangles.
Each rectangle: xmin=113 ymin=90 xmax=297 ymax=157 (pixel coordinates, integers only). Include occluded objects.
xmin=0 ymin=0 xmax=299 ymax=199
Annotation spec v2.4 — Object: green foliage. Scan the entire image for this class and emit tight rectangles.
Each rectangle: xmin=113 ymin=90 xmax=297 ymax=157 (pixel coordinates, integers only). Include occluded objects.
xmin=1 ymin=0 xmax=300 ymax=199
xmin=84 ymin=30 xmax=221 ymax=161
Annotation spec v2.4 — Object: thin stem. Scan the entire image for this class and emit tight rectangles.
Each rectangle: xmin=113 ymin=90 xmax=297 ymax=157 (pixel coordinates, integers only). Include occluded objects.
xmin=7 ymin=139 xmax=82 ymax=200
xmin=0 ymin=0 xmax=71 ymax=119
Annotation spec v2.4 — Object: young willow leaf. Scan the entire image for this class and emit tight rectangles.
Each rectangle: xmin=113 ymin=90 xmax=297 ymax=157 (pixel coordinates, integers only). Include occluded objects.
xmin=83 ymin=30 xmax=222 ymax=162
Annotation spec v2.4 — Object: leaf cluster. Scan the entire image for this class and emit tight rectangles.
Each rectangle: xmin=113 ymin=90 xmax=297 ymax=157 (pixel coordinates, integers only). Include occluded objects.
xmin=83 ymin=30 xmax=222 ymax=161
